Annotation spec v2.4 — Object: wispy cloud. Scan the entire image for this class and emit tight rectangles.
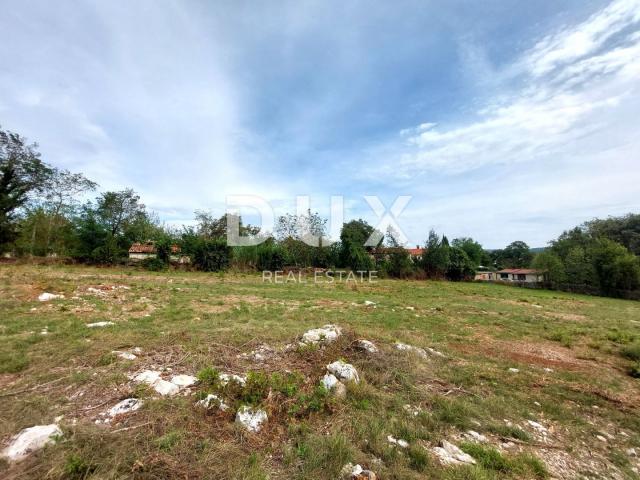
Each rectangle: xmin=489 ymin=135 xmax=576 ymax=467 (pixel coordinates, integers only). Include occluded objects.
xmin=387 ymin=0 xmax=640 ymax=176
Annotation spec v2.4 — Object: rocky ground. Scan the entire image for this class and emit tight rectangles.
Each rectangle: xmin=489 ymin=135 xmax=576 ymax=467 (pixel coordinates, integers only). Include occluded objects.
xmin=1 ymin=264 xmax=639 ymax=479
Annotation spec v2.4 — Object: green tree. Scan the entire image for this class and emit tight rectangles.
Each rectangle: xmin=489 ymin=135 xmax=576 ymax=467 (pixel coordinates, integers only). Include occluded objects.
xmin=0 ymin=127 xmax=52 ymax=250
xmin=589 ymin=238 xmax=640 ymax=295
xmin=531 ymin=251 xmax=566 ymax=286
xmin=452 ymin=237 xmax=485 ymax=266
xmin=339 ymin=219 xmax=379 ymax=271
xmin=564 ymin=246 xmax=596 ymax=286
xmin=499 ymin=241 xmax=533 ymax=268
xmin=446 ymin=247 xmax=475 ymax=281
xmin=421 ymin=230 xmax=450 ymax=279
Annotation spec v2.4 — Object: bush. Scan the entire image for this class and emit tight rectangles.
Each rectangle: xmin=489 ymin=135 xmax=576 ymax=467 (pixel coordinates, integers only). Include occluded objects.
xmin=141 ymin=256 xmax=167 ymax=271
xmin=193 ymin=238 xmax=232 ymax=272
xmin=256 ymin=242 xmax=285 ymax=271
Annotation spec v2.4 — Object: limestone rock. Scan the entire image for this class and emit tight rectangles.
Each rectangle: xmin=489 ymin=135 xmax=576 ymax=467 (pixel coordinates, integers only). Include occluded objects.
xmin=38 ymin=293 xmax=64 ymax=302
xmin=196 ymin=394 xmax=229 ymax=411
xmin=153 ymin=379 xmax=180 ymax=396
xmin=170 ymin=374 xmax=198 ymax=388
xmin=327 ymin=360 xmax=360 ymax=383
xmin=235 ymin=406 xmax=267 ymax=432
xmin=387 ymin=435 xmax=409 ymax=448
xmin=112 ymin=351 xmax=137 ymax=360
xmin=301 ymin=324 xmax=342 ymax=345
xmin=356 ymin=339 xmax=378 ymax=354
xmin=219 ymin=373 xmax=246 ymax=386
xmin=86 ymin=321 xmax=115 ymax=328
xmin=341 ymin=463 xmax=377 ymax=479
xmin=1 ymin=424 xmax=62 ymax=462
xmin=433 ymin=440 xmax=476 ymax=465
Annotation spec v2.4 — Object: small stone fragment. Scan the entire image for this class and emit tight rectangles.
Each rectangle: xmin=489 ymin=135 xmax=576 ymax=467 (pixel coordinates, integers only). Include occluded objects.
xmin=465 ymin=430 xmax=487 ymax=442
xmin=403 ymin=404 xmax=422 ymax=417
xmin=86 ymin=321 xmax=115 ymax=328
xmin=327 ymin=360 xmax=360 ymax=383
xmin=235 ymin=406 xmax=268 ymax=432
xmin=134 ymin=370 xmax=161 ymax=385
xmin=387 ymin=435 xmax=409 ymax=448
xmin=170 ymin=374 xmax=198 ymax=388
xmin=153 ymin=379 xmax=180 ymax=396
xmin=1 ymin=424 xmax=62 ymax=462
xmin=433 ymin=440 xmax=476 ymax=465
xmin=38 ymin=293 xmax=64 ymax=302
xmin=363 ymin=300 xmax=376 ymax=306
xmin=355 ymin=339 xmax=378 ymax=354
xmin=508 ymin=368 xmax=519 ymax=373
xmin=112 ymin=351 xmax=136 ymax=360
xmin=301 ymin=324 xmax=342 ymax=345
xmin=196 ymin=394 xmax=229 ymax=411
xmin=219 ymin=373 xmax=246 ymax=386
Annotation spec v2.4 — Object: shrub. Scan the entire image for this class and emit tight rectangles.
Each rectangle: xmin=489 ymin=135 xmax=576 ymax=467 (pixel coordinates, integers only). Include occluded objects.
xmin=256 ymin=242 xmax=285 ymax=271
xmin=141 ymin=256 xmax=167 ymax=271
xmin=193 ymin=238 xmax=232 ymax=272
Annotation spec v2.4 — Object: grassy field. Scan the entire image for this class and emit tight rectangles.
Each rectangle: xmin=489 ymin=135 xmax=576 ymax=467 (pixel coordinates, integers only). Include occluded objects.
xmin=1 ymin=264 xmax=640 ymax=479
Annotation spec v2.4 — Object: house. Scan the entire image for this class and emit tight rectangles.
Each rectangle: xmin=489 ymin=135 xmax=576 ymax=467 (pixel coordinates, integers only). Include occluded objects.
xmin=495 ymin=268 xmax=546 ymax=283
xmin=370 ymin=246 xmax=425 ymax=262
xmin=474 ymin=271 xmax=496 ymax=281
xmin=128 ymin=242 xmax=188 ymax=263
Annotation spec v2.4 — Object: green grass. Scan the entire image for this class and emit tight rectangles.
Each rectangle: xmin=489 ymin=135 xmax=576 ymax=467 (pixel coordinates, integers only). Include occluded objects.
xmin=1 ymin=264 xmax=639 ymax=479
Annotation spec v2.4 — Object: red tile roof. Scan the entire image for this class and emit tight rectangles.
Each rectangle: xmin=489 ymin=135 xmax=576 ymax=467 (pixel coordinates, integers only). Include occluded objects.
xmin=406 ymin=248 xmax=424 ymax=256
xmin=129 ymin=242 xmax=181 ymax=254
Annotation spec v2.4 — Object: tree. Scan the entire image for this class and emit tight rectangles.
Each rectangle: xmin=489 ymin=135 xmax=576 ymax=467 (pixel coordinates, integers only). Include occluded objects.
xmin=563 ymin=246 xmax=596 ymax=286
xmin=194 ymin=211 xmax=259 ymax=240
xmin=96 ymin=189 xmax=145 ymax=237
xmin=589 ymin=238 xmax=640 ymax=295
xmin=41 ymin=169 xmax=97 ymax=253
xmin=585 ymin=214 xmax=640 ymax=256
xmin=452 ymin=237 xmax=485 ymax=267
xmin=499 ymin=241 xmax=533 ymax=268
xmin=421 ymin=230 xmax=450 ymax=279
xmin=446 ymin=247 xmax=475 ymax=281
xmin=0 ymin=127 xmax=52 ymax=249
xmin=531 ymin=251 xmax=566 ymax=286
xmin=338 ymin=219 xmax=380 ymax=271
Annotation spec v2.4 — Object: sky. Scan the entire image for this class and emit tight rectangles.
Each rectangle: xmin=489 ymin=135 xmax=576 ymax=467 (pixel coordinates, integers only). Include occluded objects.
xmin=1 ymin=0 xmax=639 ymax=248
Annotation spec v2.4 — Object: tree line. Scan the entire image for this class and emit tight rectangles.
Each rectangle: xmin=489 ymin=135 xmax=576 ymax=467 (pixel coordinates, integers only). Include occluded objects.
xmin=2 ymin=125 xmax=639 ymax=298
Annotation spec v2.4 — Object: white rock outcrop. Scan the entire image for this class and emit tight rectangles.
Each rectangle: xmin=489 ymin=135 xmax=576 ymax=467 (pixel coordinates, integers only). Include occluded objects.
xmin=112 ymin=351 xmax=137 ymax=360
xmin=301 ymin=324 xmax=342 ymax=345
xmin=1 ymin=424 xmax=62 ymax=462
xmin=170 ymin=374 xmax=198 ymax=388
xmin=433 ymin=440 xmax=476 ymax=465
xmin=196 ymin=394 xmax=229 ymax=411
xmin=355 ymin=339 xmax=378 ymax=354
xmin=235 ymin=406 xmax=268 ymax=432
xmin=327 ymin=360 xmax=360 ymax=383
xmin=387 ymin=435 xmax=409 ymax=448
xmin=219 ymin=373 xmax=246 ymax=386
xmin=97 ymin=398 xmax=143 ymax=423
xmin=152 ymin=379 xmax=180 ymax=396
xmin=86 ymin=321 xmax=115 ymax=328
xmin=395 ymin=342 xmax=445 ymax=359
xmin=38 ymin=293 xmax=64 ymax=302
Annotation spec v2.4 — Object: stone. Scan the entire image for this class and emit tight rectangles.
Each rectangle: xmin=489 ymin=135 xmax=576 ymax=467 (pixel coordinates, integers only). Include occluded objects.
xmin=356 ymin=339 xmax=378 ymax=354
xmin=395 ymin=342 xmax=428 ymax=358
xmin=219 ymin=373 xmax=246 ymax=386
xmin=38 ymin=292 xmax=64 ymax=302
xmin=508 ymin=368 xmax=519 ymax=373
xmin=134 ymin=370 xmax=161 ymax=385
xmin=596 ymin=435 xmax=607 ymax=442
xmin=627 ymin=448 xmax=637 ymax=457
xmin=153 ymin=379 xmax=180 ymax=396
xmin=86 ymin=321 xmax=115 ymax=328
xmin=235 ymin=406 xmax=268 ymax=432
xmin=341 ymin=462 xmax=377 ymax=480
xmin=403 ymin=404 xmax=423 ymax=417
xmin=112 ymin=351 xmax=137 ymax=360
xmin=327 ymin=360 xmax=360 ymax=383
xmin=321 ymin=373 xmax=340 ymax=390
xmin=433 ymin=440 xmax=476 ymax=465
xmin=527 ymin=420 xmax=548 ymax=434
xmin=239 ymin=344 xmax=277 ymax=362
xmin=301 ymin=324 xmax=342 ymax=345
xmin=387 ymin=435 xmax=409 ymax=448
xmin=465 ymin=430 xmax=487 ymax=442
xmin=1 ymin=424 xmax=62 ymax=462
xmin=196 ymin=394 xmax=229 ymax=411
xmin=363 ymin=300 xmax=376 ymax=306
xmin=170 ymin=374 xmax=198 ymax=388
xmin=96 ymin=398 xmax=143 ymax=423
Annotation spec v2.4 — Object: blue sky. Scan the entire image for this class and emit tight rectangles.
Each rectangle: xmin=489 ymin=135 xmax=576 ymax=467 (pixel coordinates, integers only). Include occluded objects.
xmin=1 ymin=0 xmax=639 ymax=248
